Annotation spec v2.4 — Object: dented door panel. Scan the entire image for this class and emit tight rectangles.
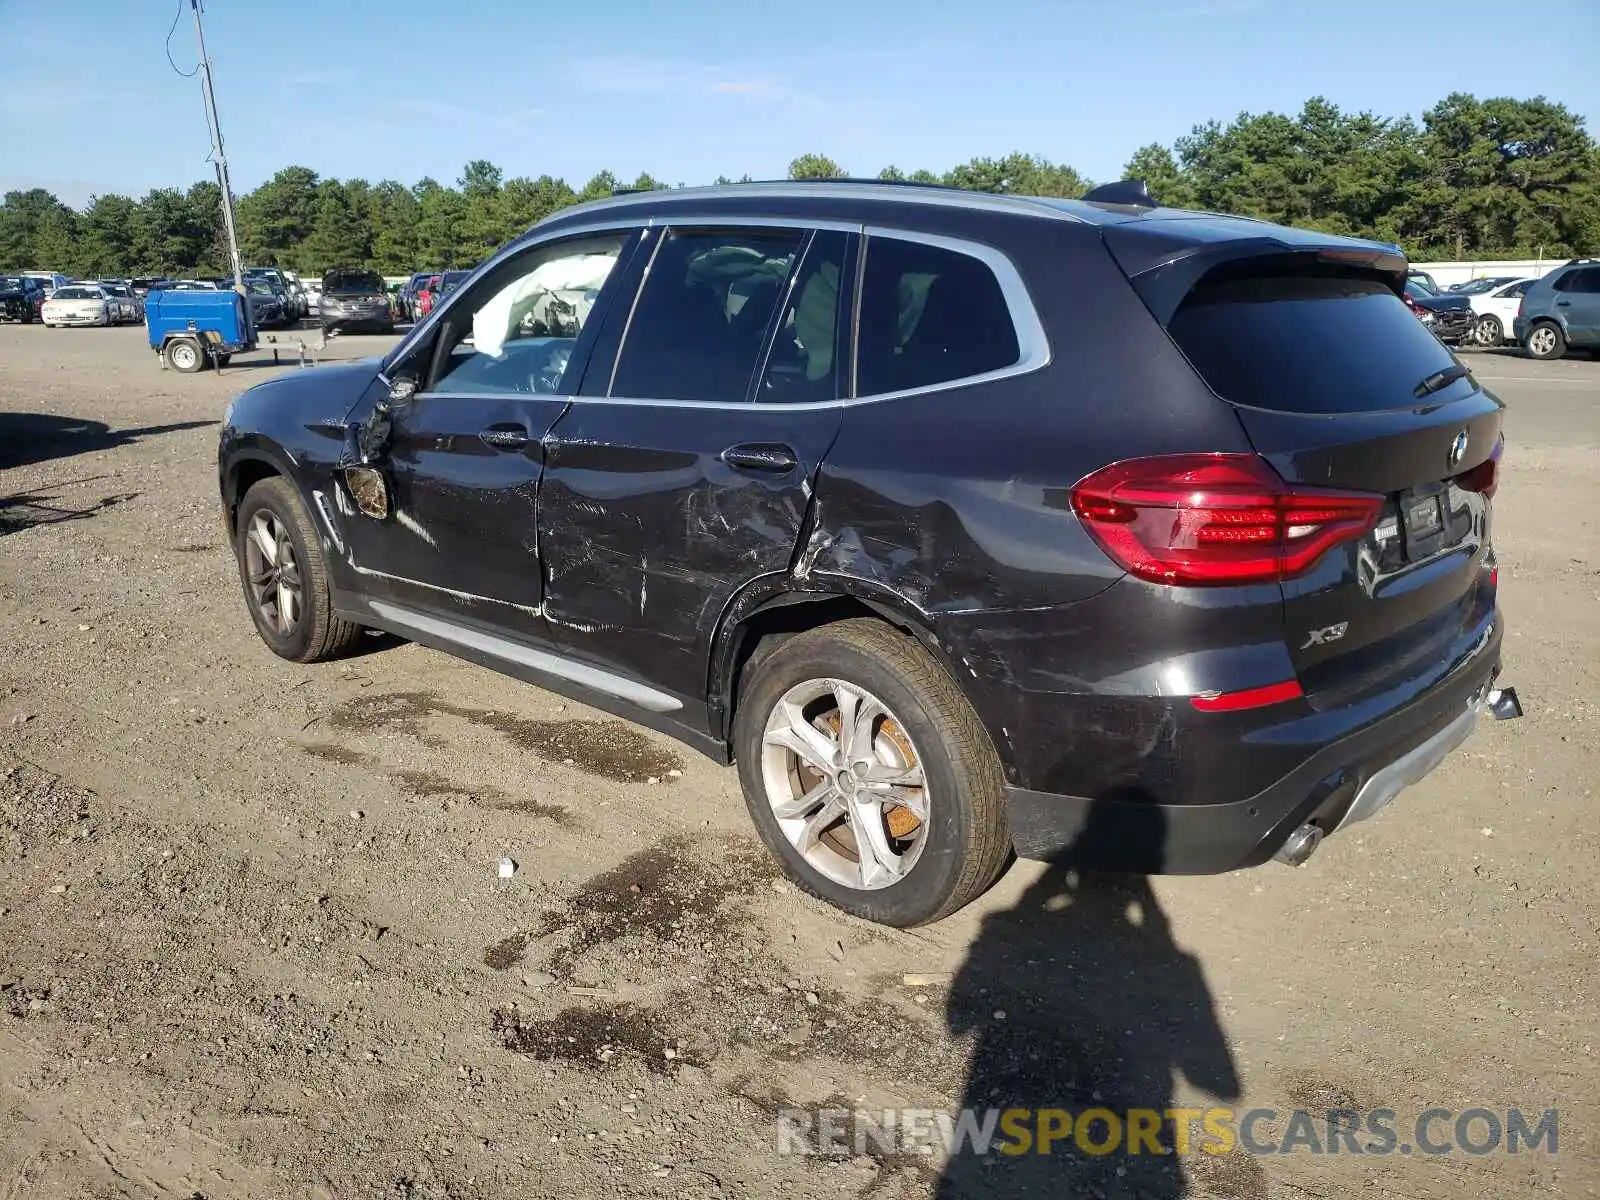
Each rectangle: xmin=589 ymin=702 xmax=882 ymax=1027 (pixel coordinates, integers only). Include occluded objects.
xmin=539 ymin=400 xmax=843 ymax=704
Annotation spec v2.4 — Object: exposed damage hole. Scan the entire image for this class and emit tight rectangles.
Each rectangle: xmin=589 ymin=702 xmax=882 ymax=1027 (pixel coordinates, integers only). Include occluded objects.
xmin=490 ymin=1002 xmax=693 ymax=1073
xmin=326 ymin=690 xmax=682 ymax=783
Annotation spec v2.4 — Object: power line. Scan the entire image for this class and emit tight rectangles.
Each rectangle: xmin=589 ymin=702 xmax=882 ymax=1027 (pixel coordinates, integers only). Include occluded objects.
xmin=164 ymin=0 xmax=198 ymax=78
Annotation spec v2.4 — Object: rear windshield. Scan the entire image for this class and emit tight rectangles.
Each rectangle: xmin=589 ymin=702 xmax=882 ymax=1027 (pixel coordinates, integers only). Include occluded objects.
xmin=1168 ymin=271 xmax=1461 ymax=415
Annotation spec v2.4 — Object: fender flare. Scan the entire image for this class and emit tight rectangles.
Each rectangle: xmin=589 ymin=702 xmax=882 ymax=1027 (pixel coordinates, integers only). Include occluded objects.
xmin=704 ymin=573 xmax=1012 ymax=771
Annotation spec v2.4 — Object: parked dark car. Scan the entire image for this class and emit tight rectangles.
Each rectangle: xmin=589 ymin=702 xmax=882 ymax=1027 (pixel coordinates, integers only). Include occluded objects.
xmin=129 ymin=277 xmax=170 ymax=298
xmin=1403 ymin=281 xmax=1475 ymax=344
xmin=245 ymin=267 xmax=305 ymax=320
xmin=319 ymin=267 xmax=393 ymax=334
xmin=217 ymin=181 xmax=1517 ymax=926
xmin=242 ymin=278 xmax=287 ymax=328
xmin=0 ymin=274 xmax=45 ymax=322
xmin=1514 ymin=258 xmax=1600 ymax=361
xmin=397 ymin=271 xmax=435 ymax=322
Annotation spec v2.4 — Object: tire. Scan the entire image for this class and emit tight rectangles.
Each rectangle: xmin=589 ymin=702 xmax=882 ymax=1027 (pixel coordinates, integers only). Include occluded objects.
xmin=164 ymin=337 xmax=205 ymax=372
xmin=234 ymin=477 xmax=363 ymax=663
xmin=1474 ymin=315 xmax=1503 ymax=346
xmin=733 ymin=619 xmax=1010 ymax=926
xmin=1525 ymin=321 xmax=1566 ymax=361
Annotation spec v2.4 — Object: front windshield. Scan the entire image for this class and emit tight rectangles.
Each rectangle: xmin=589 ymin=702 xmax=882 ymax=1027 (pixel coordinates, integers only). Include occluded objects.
xmin=325 ymin=270 xmax=382 ymax=292
xmin=53 ymin=287 xmax=99 ymax=300
xmin=246 ymin=280 xmax=275 ymax=296
xmin=0 ymin=276 xmax=24 ymax=289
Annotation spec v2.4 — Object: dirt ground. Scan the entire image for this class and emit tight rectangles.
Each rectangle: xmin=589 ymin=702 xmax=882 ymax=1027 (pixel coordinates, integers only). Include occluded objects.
xmin=1 ymin=324 xmax=1597 ymax=1200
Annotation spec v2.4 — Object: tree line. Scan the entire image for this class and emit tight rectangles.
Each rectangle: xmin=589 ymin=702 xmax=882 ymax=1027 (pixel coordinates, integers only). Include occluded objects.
xmin=2 ymin=92 xmax=1594 ymax=280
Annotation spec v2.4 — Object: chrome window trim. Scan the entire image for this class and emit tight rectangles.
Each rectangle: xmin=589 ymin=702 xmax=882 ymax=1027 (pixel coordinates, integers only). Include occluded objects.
xmin=381 ymin=215 xmax=860 ymax=385
xmin=384 ymin=220 xmax=1051 ymax=410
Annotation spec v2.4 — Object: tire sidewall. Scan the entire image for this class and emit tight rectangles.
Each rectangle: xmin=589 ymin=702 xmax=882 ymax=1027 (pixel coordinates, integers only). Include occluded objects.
xmin=734 ymin=635 xmax=981 ymax=926
xmin=1527 ymin=322 xmax=1565 ymax=359
xmin=235 ymin=484 xmax=317 ymax=661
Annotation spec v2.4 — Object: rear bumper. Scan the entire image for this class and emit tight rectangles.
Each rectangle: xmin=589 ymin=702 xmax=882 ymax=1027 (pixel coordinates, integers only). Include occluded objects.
xmin=1006 ymin=616 xmax=1503 ymax=873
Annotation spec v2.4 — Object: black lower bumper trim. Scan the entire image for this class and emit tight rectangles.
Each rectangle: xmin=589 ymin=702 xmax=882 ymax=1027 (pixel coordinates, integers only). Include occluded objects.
xmin=1005 ymin=651 xmax=1500 ymax=874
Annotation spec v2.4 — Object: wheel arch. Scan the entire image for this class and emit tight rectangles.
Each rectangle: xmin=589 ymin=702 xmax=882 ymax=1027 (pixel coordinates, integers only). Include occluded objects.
xmin=222 ymin=447 xmax=296 ymax=538
xmin=707 ymin=579 xmax=1007 ymax=770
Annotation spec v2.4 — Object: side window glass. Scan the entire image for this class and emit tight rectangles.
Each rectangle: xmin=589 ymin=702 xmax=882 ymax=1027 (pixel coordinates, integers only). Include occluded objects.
xmin=756 ymin=231 xmax=851 ymax=405
xmin=1573 ymin=268 xmax=1600 ymax=294
xmin=1550 ymin=271 xmax=1576 ymax=293
xmin=428 ymin=233 xmax=627 ymax=396
xmin=857 ymin=235 xmax=1020 ymax=396
xmin=611 ymin=229 xmax=802 ymax=403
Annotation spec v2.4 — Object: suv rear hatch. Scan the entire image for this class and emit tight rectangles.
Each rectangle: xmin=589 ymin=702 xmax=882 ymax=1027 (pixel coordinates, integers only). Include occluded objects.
xmin=1104 ymin=224 xmax=1502 ymax=703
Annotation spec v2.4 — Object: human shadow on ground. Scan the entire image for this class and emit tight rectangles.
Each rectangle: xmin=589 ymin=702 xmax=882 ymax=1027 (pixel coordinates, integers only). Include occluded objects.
xmin=0 ymin=413 xmax=216 ymax=471
xmin=937 ymin=803 xmax=1267 ymax=1199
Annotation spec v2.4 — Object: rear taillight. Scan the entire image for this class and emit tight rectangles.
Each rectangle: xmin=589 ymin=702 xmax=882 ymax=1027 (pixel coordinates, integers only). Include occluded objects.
xmin=1453 ymin=434 xmax=1504 ymax=500
xmin=1069 ymin=453 xmax=1384 ymax=586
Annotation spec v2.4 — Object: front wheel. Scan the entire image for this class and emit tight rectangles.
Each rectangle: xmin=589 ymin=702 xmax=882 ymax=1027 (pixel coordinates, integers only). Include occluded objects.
xmin=1526 ymin=322 xmax=1566 ymax=361
xmin=734 ymin=619 xmax=1011 ymax=926
xmin=234 ymin=477 xmax=363 ymax=663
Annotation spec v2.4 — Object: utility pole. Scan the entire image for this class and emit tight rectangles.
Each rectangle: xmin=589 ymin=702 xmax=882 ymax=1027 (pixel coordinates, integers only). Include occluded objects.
xmin=190 ymin=0 xmax=245 ymax=292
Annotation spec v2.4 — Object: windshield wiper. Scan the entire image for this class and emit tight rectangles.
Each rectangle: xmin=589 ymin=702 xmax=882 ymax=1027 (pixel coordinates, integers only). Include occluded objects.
xmin=1413 ymin=362 xmax=1473 ymax=399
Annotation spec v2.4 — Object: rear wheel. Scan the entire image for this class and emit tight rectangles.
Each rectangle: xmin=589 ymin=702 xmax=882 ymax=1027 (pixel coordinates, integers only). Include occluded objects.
xmin=1474 ymin=314 xmax=1503 ymax=346
xmin=734 ymin=619 xmax=1010 ymax=926
xmin=235 ymin=477 xmax=363 ymax=663
xmin=1526 ymin=321 xmax=1566 ymax=360
xmin=164 ymin=337 xmax=204 ymax=373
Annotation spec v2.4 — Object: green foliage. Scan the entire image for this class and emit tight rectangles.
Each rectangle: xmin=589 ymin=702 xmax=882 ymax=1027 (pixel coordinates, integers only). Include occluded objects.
xmin=5 ymin=93 xmax=1594 ymax=278
xmin=788 ymin=153 xmax=846 ymax=180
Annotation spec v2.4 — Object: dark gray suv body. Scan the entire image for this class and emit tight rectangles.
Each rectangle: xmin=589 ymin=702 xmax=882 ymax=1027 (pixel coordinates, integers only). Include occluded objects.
xmin=217 ymin=181 xmax=1516 ymax=925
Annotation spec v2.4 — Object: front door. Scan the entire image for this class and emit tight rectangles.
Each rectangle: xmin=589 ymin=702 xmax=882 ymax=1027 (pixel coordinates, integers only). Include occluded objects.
xmin=540 ymin=226 xmax=856 ymax=713
xmin=340 ymin=229 xmax=639 ymax=639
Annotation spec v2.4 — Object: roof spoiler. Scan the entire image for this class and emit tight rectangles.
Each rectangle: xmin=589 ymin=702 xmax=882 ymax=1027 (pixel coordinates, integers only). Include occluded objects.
xmin=1081 ymin=179 xmax=1157 ymax=208
xmin=1104 ymin=234 xmax=1410 ymax=325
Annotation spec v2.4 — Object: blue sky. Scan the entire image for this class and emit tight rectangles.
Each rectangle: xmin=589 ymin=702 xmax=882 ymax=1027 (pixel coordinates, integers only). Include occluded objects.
xmin=1 ymin=0 xmax=1596 ymax=208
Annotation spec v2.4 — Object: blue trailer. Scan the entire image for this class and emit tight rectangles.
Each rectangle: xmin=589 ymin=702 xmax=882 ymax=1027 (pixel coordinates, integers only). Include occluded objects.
xmin=144 ymin=287 xmax=257 ymax=372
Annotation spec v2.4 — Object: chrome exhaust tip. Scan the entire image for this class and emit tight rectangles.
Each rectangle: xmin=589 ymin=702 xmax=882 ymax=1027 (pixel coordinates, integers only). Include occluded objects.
xmin=1486 ymin=686 xmax=1522 ymax=721
xmin=1274 ymin=822 xmax=1323 ymax=867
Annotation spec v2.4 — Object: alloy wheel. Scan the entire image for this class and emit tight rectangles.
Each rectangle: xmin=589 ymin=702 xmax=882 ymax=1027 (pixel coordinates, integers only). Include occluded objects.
xmin=759 ymin=678 xmax=931 ymax=891
xmin=244 ymin=510 xmax=303 ymax=635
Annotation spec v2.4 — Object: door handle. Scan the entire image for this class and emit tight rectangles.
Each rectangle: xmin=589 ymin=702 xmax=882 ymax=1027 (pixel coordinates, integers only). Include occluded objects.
xmin=721 ymin=443 xmax=797 ymax=473
xmin=1555 ymin=300 xmax=1571 ymax=307
xmin=480 ymin=426 xmax=531 ymax=450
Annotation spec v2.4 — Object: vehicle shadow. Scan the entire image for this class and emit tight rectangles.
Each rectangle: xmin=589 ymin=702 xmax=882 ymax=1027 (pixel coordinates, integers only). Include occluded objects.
xmin=937 ymin=803 xmax=1264 ymax=1199
xmin=0 ymin=480 xmax=138 ymax=537
xmin=0 ymin=414 xmax=217 ymax=471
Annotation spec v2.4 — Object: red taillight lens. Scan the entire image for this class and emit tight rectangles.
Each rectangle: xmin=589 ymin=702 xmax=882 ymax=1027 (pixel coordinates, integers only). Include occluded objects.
xmin=1453 ymin=434 xmax=1503 ymax=500
xmin=1070 ymin=453 xmax=1384 ymax=586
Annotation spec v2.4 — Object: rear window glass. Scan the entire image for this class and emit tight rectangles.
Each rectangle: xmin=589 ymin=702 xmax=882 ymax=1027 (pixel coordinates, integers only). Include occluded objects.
xmin=1168 ymin=272 xmax=1461 ymax=415
xmin=857 ymin=236 xmax=1019 ymax=396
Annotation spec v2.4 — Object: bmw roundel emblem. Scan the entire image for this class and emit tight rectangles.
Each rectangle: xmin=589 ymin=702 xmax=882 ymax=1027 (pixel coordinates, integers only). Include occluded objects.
xmin=1448 ymin=429 xmax=1470 ymax=470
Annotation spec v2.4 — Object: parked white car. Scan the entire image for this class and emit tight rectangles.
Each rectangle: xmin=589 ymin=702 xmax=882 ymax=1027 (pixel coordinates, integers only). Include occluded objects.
xmin=40 ymin=284 xmax=114 ymax=327
xmin=1468 ymin=278 xmax=1536 ymax=346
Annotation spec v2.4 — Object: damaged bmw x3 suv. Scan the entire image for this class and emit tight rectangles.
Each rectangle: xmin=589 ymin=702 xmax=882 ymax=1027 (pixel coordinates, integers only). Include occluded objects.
xmin=218 ymin=179 xmax=1521 ymax=926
